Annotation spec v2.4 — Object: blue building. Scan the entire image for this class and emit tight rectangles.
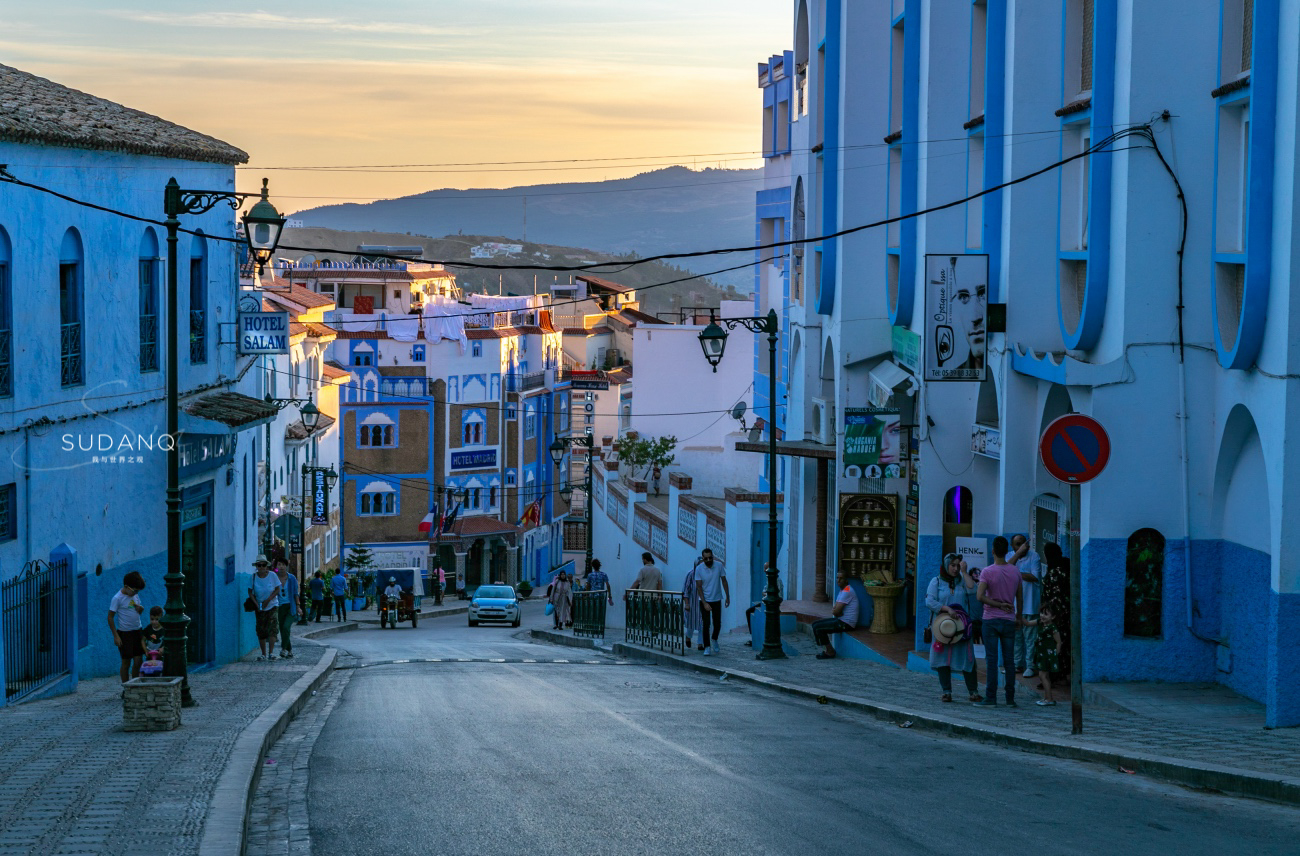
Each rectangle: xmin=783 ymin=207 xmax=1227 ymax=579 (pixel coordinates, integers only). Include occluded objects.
xmin=0 ymin=63 xmax=272 ymax=704
xmin=770 ymin=2 xmax=1300 ymax=725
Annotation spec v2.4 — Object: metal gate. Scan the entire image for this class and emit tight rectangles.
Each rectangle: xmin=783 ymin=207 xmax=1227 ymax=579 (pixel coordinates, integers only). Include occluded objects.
xmin=572 ymin=590 xmax=606 ymax=639
xmin=3 ymin=558 xmax=73 ymax=703
xmin=625 ymin=590 xmax=683 ymax=655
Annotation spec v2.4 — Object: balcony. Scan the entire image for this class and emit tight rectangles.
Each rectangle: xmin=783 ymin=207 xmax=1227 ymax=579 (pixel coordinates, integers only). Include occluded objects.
xmin=504 ymin=371 xmax=548 ymax=393
xmin=379 ymin=376 xmax=429 ymax=399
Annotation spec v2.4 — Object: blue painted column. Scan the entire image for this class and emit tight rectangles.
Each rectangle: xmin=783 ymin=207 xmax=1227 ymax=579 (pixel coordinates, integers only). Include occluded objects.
xmin=1266 ymin=592 xmax=1300 ymax=726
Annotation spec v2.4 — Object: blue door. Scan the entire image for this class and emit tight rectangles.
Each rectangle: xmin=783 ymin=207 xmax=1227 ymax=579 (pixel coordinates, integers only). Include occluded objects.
xmin=751 ymin=520 xmax=784 ymax=603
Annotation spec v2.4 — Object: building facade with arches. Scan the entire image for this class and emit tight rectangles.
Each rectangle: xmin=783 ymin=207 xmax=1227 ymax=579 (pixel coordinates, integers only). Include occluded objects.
xmin=766 ymin=0 xmax=1300 ymax=724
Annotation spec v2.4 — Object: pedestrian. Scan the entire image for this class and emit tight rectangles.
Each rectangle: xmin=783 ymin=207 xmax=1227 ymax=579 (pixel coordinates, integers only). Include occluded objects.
xmin=1025 ymin=605 xmax=1064 ymax=705
xmin=976 ymin=536 xmax=1023 ymax=706
xmin=744 ymin=562 xmax=783 ymax=646
xmin=694 ymin=548 xmax=730 ymax=656
xmin=276 ymin=564 xmax=297 ymax=659
xmin=142 ymin=605 xmax=165 ymax=652
xmin=683 ymin=558 xmax=703 ymax=651
xmin=249 ymin=555 xmax=281 ymax=661
xmin=811 ymin=570 xmax=859 ymax=659
xmin=1010 ymin=534 xmax=1042 ymax=677
xmin=585 ymin=558 xmax=614 ymax=608
xmin=629 ymin=552 xmax=664 ymax=593
xmin=309 ymin=571 xmax=325 ymax=623
xmin=547 ymin=570 xmax=573 ymax=630
xmin=926 ymin=553 xmax=982 ymax=703
xmin=107 ymin=571 xmax=146 ymax=683
xmin=435 ymin=565 xmax=446 ymax=605
xmin=1040 ymin=541 xmax=1071 ymax=677
xmin=331 ymin=568 xmax=348 ymax=622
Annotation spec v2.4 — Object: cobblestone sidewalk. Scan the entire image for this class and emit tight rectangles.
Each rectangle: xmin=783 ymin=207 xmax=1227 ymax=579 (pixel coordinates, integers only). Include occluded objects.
xmin=0 ymin=646 xmax=326 ymax=856
xmin=541 ymin=625 xmax=1300 ymax=800
xmin=246 ymin=668 xmax=353 ymax=856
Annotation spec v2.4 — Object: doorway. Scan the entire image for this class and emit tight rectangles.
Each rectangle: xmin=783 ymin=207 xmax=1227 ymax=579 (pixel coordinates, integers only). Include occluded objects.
xmin=181 ymin=496 xmax=213 ymax=664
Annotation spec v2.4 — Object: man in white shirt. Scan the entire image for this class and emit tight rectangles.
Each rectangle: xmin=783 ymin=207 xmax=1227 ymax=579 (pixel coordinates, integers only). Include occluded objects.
xmin=107 ymin=571 xmax=146 ymax=683
xmin=694 ymin=549 xmax=730 ymax=656
xmin=812 ymin=571 xmax=860 ymax=659
xmin=1011 ymin=534 xmax=1043 ymax=677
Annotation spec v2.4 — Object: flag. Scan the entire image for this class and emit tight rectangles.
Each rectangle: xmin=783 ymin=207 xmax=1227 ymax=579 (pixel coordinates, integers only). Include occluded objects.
xmin=419 ymin=501 xmax=439 ymax=535
xmin=442 ymin=501 xmax=461 ymax=534
xmin=519 ymin=499 xmax=541 ymax=530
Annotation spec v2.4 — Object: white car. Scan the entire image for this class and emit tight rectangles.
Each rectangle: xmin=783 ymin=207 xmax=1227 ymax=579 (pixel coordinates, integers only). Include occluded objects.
xmin=468 ymin=585 xmax=521 ymax=627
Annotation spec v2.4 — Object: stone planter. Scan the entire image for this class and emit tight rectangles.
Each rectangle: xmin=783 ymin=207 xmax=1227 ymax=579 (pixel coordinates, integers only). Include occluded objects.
xmin=122 ymin=676 xmax=183 ymax=731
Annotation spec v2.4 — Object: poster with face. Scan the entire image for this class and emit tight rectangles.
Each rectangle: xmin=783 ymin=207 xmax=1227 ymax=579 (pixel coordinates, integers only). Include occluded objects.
xmin=924 ymin=254 xmax=988 ymax=381
xmin=843 ymin=408 xmax=902 ymax=478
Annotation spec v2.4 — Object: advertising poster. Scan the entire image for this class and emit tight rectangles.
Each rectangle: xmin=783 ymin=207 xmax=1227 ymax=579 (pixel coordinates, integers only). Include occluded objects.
xmin=843 ymin=407 xmax=902 ymax=479
xmin=924 ymin=254 xmax=989 ymax=381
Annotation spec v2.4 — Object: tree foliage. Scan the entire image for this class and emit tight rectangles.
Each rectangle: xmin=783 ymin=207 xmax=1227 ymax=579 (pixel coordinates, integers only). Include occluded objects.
xmin=616 ymin=434 xmax=677 ymax=481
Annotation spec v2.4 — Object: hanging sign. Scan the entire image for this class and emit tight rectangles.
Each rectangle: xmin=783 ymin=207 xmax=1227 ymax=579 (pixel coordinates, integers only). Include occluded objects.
xmin=923 ymin=254 xmax=988 ymax=381
xmin=238 ymin=311 xmax=289 ymax=355
xmin=311 ymin=469 xmax=330 ymax=526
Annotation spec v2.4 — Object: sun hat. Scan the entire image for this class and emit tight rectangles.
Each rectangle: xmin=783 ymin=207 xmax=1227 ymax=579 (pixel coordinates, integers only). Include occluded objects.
xmin=252 ymin=554 xmax=269 ymax=566
xmin=931 ymin=613 xmax=966 ymax=646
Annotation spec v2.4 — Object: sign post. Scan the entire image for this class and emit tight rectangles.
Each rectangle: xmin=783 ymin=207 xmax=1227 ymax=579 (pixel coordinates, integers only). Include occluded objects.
xmin=1039 ymin=414 xmax=1110 ymax=735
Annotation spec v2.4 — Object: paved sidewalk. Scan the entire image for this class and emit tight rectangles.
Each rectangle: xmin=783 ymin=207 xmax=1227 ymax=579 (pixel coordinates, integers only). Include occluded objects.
xmin=533 ymin=624 xmax=1300 ymax=805
xmin=0 ymin=646 xmax=327 ymax=856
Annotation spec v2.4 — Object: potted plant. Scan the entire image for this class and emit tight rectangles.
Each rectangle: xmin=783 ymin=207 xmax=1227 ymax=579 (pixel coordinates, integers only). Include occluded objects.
xmin=344 ymin=546 xmax=376 ymax=610
xmin=517 ymin=579 xmax=534 ymax=599
xmin=862 ymin=574 xmax=906 ymax=635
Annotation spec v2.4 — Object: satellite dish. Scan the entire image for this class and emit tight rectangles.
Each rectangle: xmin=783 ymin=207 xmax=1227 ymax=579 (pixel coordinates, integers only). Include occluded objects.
xmin=730 ymin=401 xmax=747 ymax=421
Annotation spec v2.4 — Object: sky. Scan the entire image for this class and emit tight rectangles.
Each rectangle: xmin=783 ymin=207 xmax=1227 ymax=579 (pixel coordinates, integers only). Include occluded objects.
xmin=3 ymin=1 xmax=791 ymax=212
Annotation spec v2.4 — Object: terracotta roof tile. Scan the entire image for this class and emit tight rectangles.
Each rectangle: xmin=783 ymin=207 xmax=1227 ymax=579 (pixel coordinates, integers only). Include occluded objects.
xmin=0 ymin=63 xmax=248 ymax=164
xmin=322 ymin=363 xmax=352 ymax=380
xmin=576 ymin=274 xmax=632 ymax=293
xmin=285 ymin=413 xmax=336 ymax=441
xmin=182 ymin=391 xmax=278 ymax=427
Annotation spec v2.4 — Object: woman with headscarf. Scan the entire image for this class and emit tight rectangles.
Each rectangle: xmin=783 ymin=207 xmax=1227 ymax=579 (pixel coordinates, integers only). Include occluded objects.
xmin=926 ymin=553 xmax=982 ymax=703
xmin=547 ymin=570 xmax=573 ymax=631
xmin=683 ymin=557 xmax=704 ymax=652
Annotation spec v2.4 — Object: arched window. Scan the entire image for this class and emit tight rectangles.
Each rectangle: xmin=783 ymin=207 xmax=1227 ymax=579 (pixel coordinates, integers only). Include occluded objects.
xmin=941 ymin=486 xmax=973 ymax=556
xmin=189 ymin=233 xmax=208 ymax=364
xmin=139 ymin=229 xmax=159 ymax=373
xmin=1125 ymin=528 xmax=1165 ymax=638
xmin=0 ymin=226 xmax=11 ymax=396
xmin=59 ymin=228 xmax=84 ymax=387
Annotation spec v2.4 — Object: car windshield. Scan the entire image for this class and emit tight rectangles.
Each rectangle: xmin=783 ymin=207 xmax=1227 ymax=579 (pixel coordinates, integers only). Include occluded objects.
xmin=475 ymin=586 xmax=515 ymax=599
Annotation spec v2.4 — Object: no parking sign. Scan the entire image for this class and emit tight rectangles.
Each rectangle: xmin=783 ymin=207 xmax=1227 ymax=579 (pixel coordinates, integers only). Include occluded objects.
xmin=1039 ymin=414 xmax=1110 ymax=484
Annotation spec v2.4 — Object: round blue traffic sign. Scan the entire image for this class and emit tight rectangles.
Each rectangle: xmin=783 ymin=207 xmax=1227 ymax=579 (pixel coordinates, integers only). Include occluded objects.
xmin=1039 ymin=414 xmax=1110 ymax=484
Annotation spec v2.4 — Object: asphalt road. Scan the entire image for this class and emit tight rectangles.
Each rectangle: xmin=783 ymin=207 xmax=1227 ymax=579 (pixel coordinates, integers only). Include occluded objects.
xmin=308 ymin=606 xmax=1300 ymax=856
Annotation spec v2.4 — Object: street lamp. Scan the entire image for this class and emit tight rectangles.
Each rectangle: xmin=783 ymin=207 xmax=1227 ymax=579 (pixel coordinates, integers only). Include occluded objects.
xmin=698 ymin=308 xmax=785 ymax=661
xmin=550 ymin=434 xmax=595 ymax=576
xmin=558 ymin=483 xmax=574 ymax=503
xmin=162 ymin=177 xmax=285 ymax=706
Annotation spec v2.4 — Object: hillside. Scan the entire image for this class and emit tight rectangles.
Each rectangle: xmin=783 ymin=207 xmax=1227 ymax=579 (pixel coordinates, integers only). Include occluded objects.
xmin=276 ymin=227 xmax=748 ymax=319
xmin=289 ymin=166 xmax=761 ymax=292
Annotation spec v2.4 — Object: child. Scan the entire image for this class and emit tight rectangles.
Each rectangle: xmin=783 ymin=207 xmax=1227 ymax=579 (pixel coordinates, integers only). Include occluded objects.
xmin=107 ymin=571 xmax=146 ymax=684
xmin=1026 ymin=605 xmax=1064 ymax=706
xmin=143 ymin=606 xmax=165 ymax=652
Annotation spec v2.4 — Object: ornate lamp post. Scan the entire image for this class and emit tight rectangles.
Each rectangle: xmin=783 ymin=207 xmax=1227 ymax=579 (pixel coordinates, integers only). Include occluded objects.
xmin=699 ymin=309 xmax=785 ymax=661
xmin=550 ymin=434 xmax=595 ymax=576
xmin=162 ymin=177 xmax=285 ymax=706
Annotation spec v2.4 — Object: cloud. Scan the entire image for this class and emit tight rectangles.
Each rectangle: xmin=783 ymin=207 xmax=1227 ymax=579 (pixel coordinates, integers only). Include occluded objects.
xmin=106 ymin=10 xmax=471 ymax=38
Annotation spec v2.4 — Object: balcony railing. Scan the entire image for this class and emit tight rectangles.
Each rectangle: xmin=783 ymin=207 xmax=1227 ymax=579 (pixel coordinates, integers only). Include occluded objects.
xmin=139 ymin=314 xmax=158 ymax=373
xmin=189 ymin=310 xmax=206 ymax=364
xmin=379 ymin=377 xmax=428 ymax=398
xmin=60 ymin=322 xmax=83 ymax=387
xmin=0 ymin=329 xmax=11 ymax=396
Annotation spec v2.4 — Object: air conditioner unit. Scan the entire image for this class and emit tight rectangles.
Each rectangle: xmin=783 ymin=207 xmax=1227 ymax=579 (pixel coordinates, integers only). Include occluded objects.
xmin=811 ymin=397 xmax=835 ymax=446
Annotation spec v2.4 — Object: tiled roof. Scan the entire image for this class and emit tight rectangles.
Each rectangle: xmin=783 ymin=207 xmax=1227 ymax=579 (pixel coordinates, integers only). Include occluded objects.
xmin=285 ymin=413 xmax=336 ymax=442
xmin=264 ymin=281 xmax=336 ymax=309
xmin=183 ymin=391 xmax=278 ymax=427
xmin=576 ymin=274 xmax=632 ymax=294
xmin=303 ymin=322 xmax=336 ymax=338
xmin=617 ymin=307 xmax=667 ymax=325
xmin=0 ymin=63 xmax=248 ymax=164
xmin=446 ymin=515 xmax=522 ymax=539
xmin=322 ymin=363 xmax=352 ymax=380
xmin=466 ymin=328 xmax=514 ymax=340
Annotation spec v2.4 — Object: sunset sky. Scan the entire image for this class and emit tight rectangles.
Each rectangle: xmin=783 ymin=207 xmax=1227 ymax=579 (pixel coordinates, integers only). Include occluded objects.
xmin=4 ymin=1 xmax=790 ymax=212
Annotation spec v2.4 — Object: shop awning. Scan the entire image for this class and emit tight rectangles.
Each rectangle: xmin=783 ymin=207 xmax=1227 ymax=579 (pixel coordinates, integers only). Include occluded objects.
xmin=182 ymin=391 xmax=278 ymax=431
xmin=868 ymin=358 xmax=916 ymax=408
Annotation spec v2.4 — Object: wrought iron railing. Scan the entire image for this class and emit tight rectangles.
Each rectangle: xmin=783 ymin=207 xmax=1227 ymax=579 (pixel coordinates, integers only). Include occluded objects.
xmin=625 ymin=589 xmax=684 ymax=655
xmin=60 ymin=322 xmax=83 ymax=387
xmin=572 ymin=590 xmax=606 ymax=639
xmin=563 ymin=519 xmax=587 ymax=551
xmin=189 ymin=309 xmax=206 ymax=364
xmin=0 ymin=329 xmax=11 ymax=396
xmin=3 ymin=558 xmax=72 ymax=703
xmin=139 ymin=314 xmax=158 ymax=373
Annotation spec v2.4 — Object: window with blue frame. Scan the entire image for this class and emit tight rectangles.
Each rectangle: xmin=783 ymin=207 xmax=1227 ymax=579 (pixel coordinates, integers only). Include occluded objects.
xmin=359 ymin=489 xmax=396 ymax=515
xmin=59 ymin=229 xmax=84 ymax=388
xmin=353 ymin=349 xmax=373 ymax=366
xmin=189 ymin=236 xmax=207 ymax=365
xmin=0 ymin=482 xmax=15 ymax=542
xmin=412 ymin=344 xmax=425 ymax=362
xmin=525 ymin=404 xmax=537 ymax=439
xmin=472 ymin=340 xmax=482 ymax=358
xmin=358 ymin=422 xmax=395 ymax=447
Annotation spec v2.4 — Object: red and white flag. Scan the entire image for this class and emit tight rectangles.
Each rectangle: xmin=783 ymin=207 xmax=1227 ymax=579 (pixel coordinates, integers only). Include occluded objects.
xmin=419 ymin=501 xmax=439 ymax=534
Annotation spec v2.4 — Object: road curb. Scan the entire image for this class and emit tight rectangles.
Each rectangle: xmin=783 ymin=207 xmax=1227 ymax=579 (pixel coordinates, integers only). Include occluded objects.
xmin=300 ymin=622 xmax=359 ymax=640
xmin=199 ymin=648 xmax=338 ymax=856
xmin=529 ymin=628 xmax=611 ymax=651
xmin=607 ymin=642 xmax=1300 ymax=807
xmin=352 ymin=605 xmax=468 ymax=625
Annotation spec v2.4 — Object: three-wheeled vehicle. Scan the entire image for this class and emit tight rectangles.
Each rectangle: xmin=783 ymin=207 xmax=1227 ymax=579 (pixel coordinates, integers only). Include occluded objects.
xmin=378 ymin=567 xmax=425 ymax=629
